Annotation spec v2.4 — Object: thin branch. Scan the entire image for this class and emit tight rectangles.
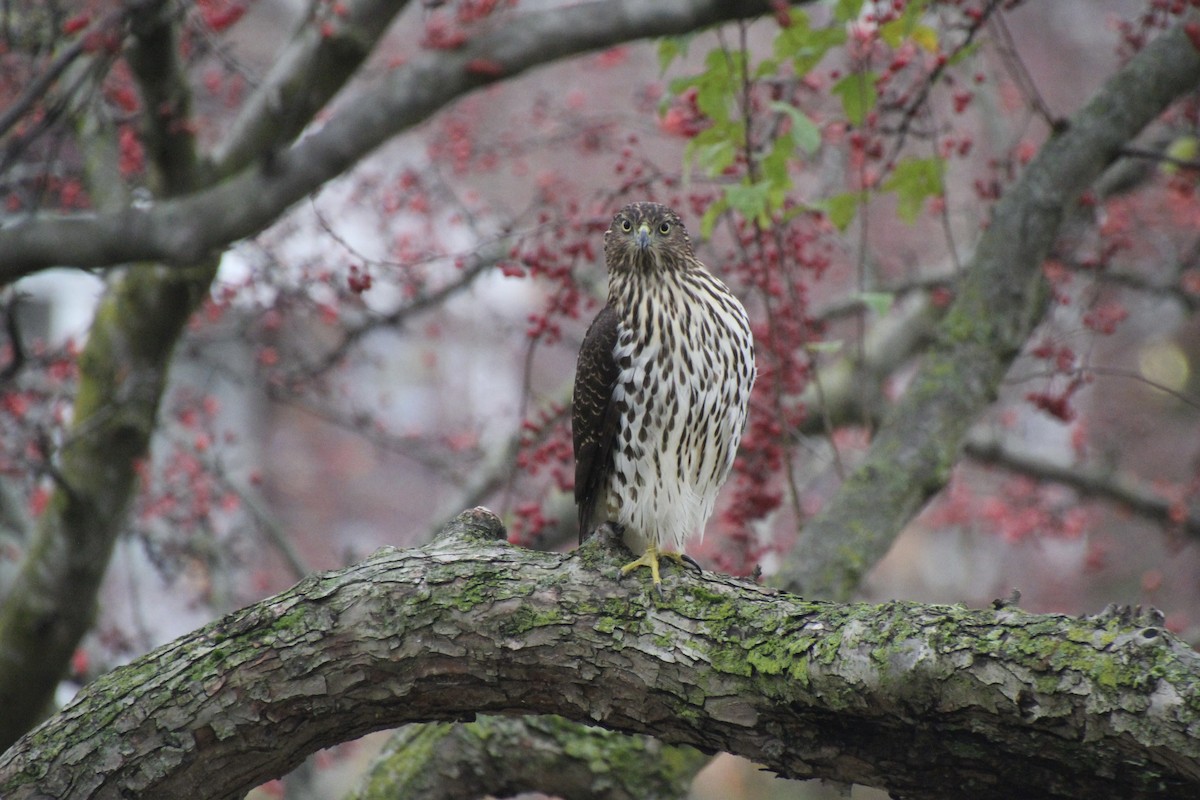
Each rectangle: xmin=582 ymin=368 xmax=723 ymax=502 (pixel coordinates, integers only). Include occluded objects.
xmin=225 ymin=479 xmax=311 ymax=580
xmin=169 ymin=429 xmax=312 ymax=581
xmin=1006 ymin=366 xmax=1200 ymax=413
xmin=1057 ymin=257 xmax=1200 ymax=313
xmin=789 ymin=290 xmax=944 ymax=435
xmin=260 ymin=388 xmax=473 ymax=483
xmin=294 ymin=242 xmax=507 ymax=378
xmin=1120 ymin=144 xmax=1200 ymax=172
xmin=0 ymin=292 xmax=28 ymax=383
xmin=880 ymin=0 xmax=1004 ymax=172
xmin=964 ymin=434 xmax=1200 ymax=538
xmin=0 ymin=0 xmax=817 ymax=280
xmin=0 ymin=7 xmax=131 ymax=141
xmin=990 ymin=7 xmax=1058 ymax=129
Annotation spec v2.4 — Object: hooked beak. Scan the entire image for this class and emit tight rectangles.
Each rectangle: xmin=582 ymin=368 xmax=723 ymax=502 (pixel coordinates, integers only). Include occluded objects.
xmin=635 ymin=223 xmax=651 ymax=250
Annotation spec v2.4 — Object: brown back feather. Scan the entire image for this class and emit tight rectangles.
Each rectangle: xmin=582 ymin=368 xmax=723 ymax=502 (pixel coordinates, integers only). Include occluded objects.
xmin=572 ymin=303 xmax=621 ymax=542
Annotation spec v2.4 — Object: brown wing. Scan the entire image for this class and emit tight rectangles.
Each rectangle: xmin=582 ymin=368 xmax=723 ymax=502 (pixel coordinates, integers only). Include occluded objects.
xmin=572 ymin=303 xmax=621 ymax=543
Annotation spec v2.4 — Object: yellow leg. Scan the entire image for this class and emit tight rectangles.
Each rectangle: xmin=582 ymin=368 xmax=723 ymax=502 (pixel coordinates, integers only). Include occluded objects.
xmin=619 ymin=545 xmax=694 ymax=587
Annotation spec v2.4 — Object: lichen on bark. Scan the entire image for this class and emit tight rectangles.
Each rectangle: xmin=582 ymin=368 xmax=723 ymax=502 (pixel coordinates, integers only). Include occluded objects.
xmin=1 ymin=509 xmax=1197 ymax=800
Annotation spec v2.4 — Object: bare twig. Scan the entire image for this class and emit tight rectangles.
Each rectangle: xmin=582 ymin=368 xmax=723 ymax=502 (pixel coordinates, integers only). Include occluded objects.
xmin=0 ymin=7 xmax=131 ymax=141
xmin=965 ymin=434 xmax=1200 ymax=538
xmin=0 ymin=293 xmax=28 ymax=383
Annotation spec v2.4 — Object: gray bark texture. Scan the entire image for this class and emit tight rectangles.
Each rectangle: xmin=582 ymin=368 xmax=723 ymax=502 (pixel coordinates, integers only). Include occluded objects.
xmin=0 ymin=509 xmax=1197 ymax=800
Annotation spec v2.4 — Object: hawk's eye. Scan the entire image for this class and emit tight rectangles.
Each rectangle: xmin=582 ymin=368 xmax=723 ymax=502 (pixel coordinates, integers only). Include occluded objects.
xmin=659 ymin=222 xmax=671 ymax=235
xmin=620 ymin=219 xmax=633 ymax=232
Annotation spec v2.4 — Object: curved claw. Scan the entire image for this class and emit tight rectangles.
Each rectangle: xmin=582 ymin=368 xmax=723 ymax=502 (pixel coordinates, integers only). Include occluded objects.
xmin=618 ymin=546 xmax=700 ymax=591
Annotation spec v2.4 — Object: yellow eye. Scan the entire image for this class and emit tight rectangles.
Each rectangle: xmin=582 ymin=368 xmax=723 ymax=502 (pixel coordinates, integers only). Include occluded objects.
xmin=659 ymin=221 xmax=671 ymax=234
xmin=620 ymin=219 xmax=632 ymax=232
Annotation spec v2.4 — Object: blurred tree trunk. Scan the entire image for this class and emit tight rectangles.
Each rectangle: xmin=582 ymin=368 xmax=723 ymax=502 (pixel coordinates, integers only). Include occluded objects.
xmin=346 ymin=716 xmax=708 ymax=800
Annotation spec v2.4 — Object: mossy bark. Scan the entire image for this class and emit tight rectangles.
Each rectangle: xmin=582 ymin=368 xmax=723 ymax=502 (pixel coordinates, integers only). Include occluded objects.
xmin=1 ymin=510 xmax=1196 ymax=800
xmin=348 ymin=715 xmax=707 ymax=800
xmin=0 ymin=263 xmax=214 ymax=748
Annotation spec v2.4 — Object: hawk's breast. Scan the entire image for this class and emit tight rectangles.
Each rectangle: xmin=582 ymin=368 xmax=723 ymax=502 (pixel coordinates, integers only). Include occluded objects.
xmin=606 ymin=268 xmax=755 ymax=554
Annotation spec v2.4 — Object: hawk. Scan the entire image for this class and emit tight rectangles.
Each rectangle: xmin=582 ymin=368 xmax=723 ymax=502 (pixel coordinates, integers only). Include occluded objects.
xmin=572 ymin=202 xmax=756 ymax=587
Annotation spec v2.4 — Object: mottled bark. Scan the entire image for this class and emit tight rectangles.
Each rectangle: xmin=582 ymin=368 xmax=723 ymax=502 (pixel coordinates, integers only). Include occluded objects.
xmin=1 ymin=509 xmax=1197 ymax=800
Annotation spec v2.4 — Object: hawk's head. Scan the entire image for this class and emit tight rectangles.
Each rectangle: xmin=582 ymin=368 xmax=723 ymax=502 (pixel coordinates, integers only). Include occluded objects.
xmin=605 ymin=202 xmax=694 ymax=274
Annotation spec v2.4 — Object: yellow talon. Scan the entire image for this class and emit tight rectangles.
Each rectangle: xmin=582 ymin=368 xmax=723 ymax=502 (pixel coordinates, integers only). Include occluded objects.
xmin=619 ymin=545 xmax=692 ymax=587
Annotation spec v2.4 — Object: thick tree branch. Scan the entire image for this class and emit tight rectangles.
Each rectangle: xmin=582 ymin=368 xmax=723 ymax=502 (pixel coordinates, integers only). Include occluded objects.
xmin=127 ymin=0 xmax=199 ymax=195
xmin=1 ymin=509 xmax=1197 ymax=800
xmin=207 ymin=0 xmax=412 ymax=177
xmin=778 ymin=14 xmax=1200 ymax=600
xmin=0 ymin=0 xmax=806 ymax=752
xmin=0 ymin=0 xmax=802 ymax=280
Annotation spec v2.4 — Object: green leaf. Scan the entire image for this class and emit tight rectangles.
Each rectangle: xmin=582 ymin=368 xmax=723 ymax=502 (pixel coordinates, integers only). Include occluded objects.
xmin=855 ymin=291 xmax=895 ymax=317
xmin=768 ymin=101 xmax=821 ymax=155
xmin=880 ymin=0 xmax=930 ymax=47
xmin=754 ymin=57 xmax=781 ymax=79
xmin=724 ymin=181 xmax=773 ymax=226
xmin=775 ymin=13 xmax=847 ymax=77
xmin=908 ymin=24 xmax=939 ymax=53
xmin=689 ymin=137 xmax=738 ymax=176
xmin=699 ymin=197 xmax=729 ymax=239
xmin=807 ymin=339 xmax=845 ymax=354
xmin=946 ymin=40 xmax=981 ymax=67
xmin=657 ymin=37 xmax=686 ymax=74
xmin=695 ymin=82 xmax=728 ymax=124
xmin=822 ymin=191 xmax=863 ymax=231
xmin=1163 ymin=135 xmax=1199 ymax=175
xmin=834 ymin=0 xmax=865 ymax=23
xmin=772 ymin=9 xmax=813 ymax=61
xmin=832 ymin=72 xmax=877 ymax=126
xmin=667 ymin=73 xmax=699 ymax=100
xmin=684 ymin=48 xmax=745 ymax=125
xmin=882 ymin=157 xmax=944 ymax=224
xmin=761 ymin=133 xmax=794 ymax=190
